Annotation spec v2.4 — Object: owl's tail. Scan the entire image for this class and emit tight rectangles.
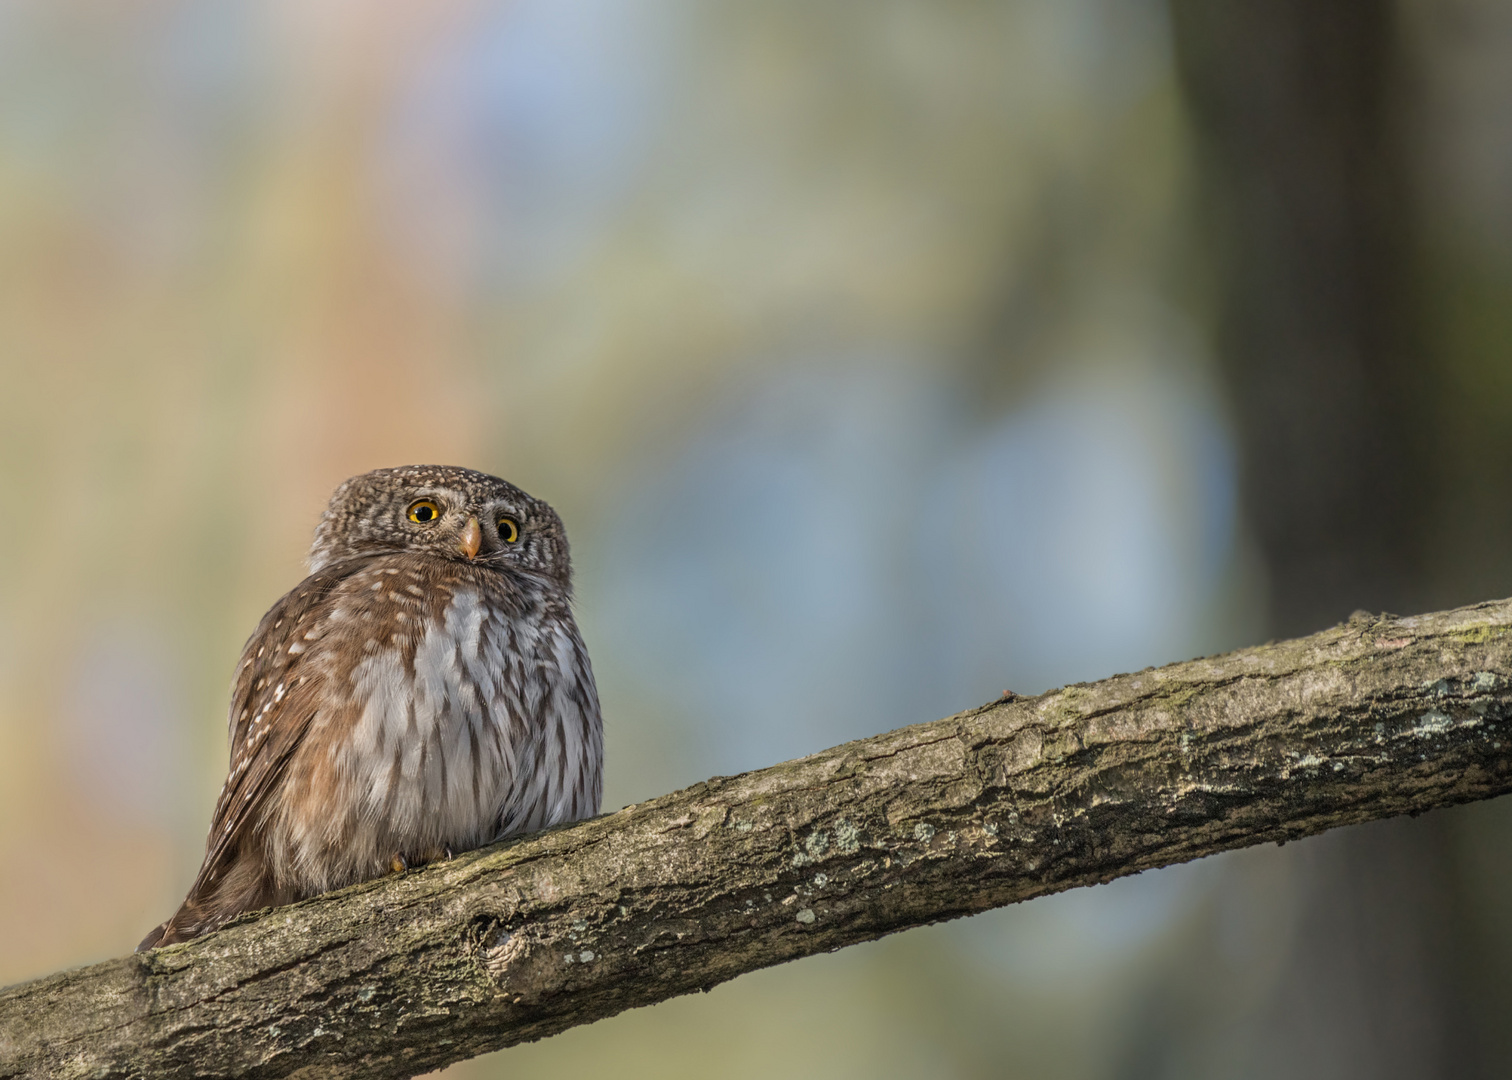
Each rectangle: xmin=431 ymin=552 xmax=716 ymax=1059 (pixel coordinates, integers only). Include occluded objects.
xmin=135 ymin=896 xmax=219 ymax=951
xmin=136 ymin=921 xmax=170 ymax=952
xmin=136 ymin=849 xmax=287 ymax=950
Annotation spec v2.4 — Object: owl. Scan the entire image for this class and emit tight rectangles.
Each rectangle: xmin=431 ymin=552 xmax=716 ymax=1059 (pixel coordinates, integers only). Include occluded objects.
xmin=138 ymin=466 xmax=603 ymax=950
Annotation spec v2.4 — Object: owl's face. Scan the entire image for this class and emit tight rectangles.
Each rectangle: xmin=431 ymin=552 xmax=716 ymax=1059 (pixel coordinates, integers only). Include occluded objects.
xmin=307 ymin=465 xmax=571 ymax=583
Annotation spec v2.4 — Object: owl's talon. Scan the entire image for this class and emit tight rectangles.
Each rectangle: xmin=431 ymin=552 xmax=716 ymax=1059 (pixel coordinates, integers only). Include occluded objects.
xmin=444 ymin=846 xmax=455 ymax=860
xmin=389 ymin=854 xmax=409 ymax=874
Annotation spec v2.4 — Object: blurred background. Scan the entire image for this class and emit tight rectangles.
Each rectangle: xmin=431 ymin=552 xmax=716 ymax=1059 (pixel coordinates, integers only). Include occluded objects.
xmin=1 ymin=0 xmax=1511 ymax=1076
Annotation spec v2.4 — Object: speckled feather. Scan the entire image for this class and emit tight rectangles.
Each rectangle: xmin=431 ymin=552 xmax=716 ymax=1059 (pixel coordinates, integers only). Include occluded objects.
xmin=140 ymin=466 xmax=602 ymax=950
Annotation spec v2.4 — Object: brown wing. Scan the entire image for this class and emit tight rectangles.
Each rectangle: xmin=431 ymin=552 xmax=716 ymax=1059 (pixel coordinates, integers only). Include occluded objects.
xmin=138 ymin=568 xmax=349 ymax=949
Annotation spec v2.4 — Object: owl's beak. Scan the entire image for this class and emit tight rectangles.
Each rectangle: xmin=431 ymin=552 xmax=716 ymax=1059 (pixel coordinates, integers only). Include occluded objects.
xmin=459 ymin=516 xmax=482 ymax=560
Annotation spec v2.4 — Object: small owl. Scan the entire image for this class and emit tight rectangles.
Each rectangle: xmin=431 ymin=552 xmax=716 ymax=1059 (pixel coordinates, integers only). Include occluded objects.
xmin=139 ymin=466 xmax=602 ymax=950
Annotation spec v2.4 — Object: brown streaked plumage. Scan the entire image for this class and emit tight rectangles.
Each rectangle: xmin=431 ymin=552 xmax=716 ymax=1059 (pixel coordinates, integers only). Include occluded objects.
xmin=139 ymin=465 xmax=602 ymax=950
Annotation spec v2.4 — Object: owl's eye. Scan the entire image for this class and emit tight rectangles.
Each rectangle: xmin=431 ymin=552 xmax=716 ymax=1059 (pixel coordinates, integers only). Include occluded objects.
xmin=497 ymin=517 xmax=520 ymax=543
xmin=407 ymin=499 xmax=442 ymax=524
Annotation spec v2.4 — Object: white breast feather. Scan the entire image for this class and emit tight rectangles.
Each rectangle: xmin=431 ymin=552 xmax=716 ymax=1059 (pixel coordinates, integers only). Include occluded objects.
xmin=336 ymin=587 xmax=599 ymax=868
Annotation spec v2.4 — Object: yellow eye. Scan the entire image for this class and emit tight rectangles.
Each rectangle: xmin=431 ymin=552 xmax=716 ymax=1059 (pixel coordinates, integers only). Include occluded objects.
xmin=497 ymin=516 xmax=519 ymax=543
xmin=407 ymin=499 xmax=441 ymax=524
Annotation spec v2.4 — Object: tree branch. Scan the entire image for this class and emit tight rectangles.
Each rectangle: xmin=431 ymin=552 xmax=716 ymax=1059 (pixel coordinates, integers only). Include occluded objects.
xmin=6 ymin=600 xmax=1512 ymax=1079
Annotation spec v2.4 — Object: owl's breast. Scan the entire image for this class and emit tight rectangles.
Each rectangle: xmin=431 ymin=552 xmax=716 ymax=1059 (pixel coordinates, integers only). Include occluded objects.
xmin=274 ymin=559 xmax=601 ymax=893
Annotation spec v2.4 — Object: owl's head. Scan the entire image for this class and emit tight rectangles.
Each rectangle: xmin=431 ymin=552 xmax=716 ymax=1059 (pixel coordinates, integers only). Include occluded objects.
xmin=308 ymin=465 xmax=572 ymax=584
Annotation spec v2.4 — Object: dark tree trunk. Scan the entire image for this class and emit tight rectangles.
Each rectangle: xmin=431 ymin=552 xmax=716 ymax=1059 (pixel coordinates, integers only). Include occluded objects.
xmin=1171 ymin=0 xmax=1430 ymax=634
xmin=1169 ymin=2 xmax=1477 ymax=1076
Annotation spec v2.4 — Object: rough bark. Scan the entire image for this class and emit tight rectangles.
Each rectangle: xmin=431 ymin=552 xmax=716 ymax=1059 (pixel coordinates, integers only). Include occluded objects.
xmin=5 ymin=600 xmax=1512 ymax=1080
